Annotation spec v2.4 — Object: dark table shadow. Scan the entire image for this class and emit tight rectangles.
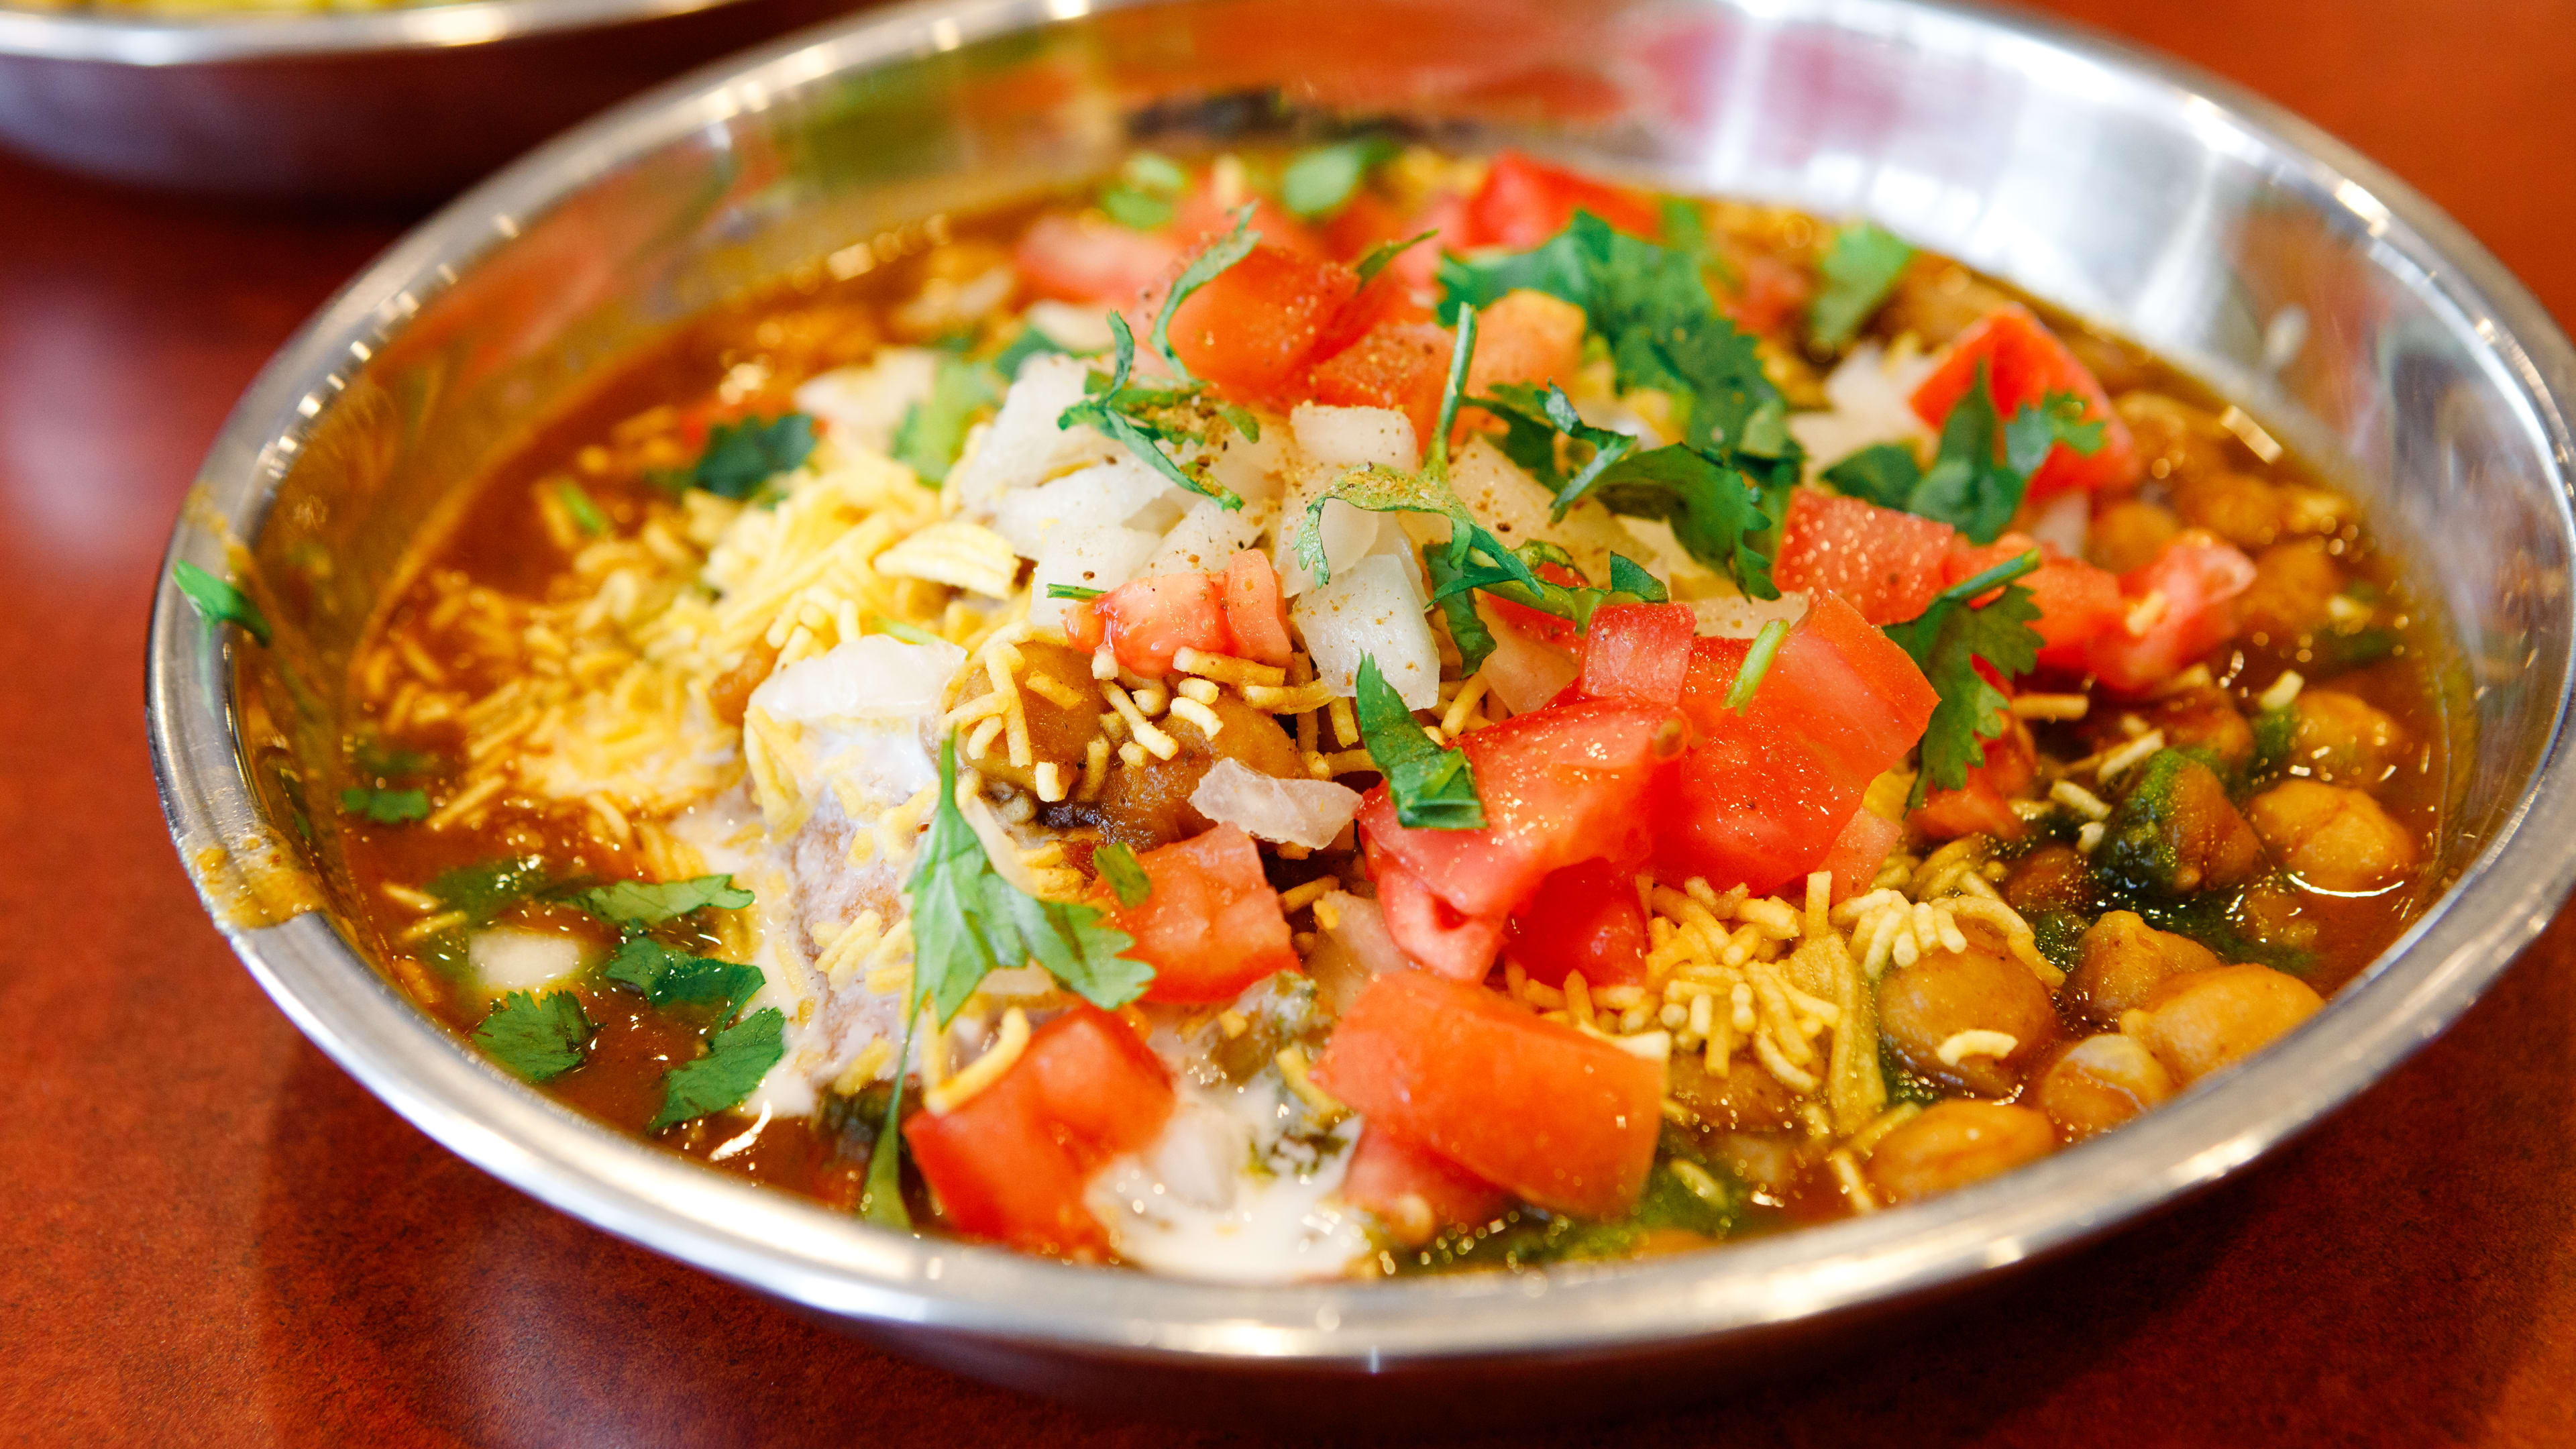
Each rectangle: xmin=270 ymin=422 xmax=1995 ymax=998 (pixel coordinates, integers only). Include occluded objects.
xmin=254 ymin=918 xmax=2576 ymax=1448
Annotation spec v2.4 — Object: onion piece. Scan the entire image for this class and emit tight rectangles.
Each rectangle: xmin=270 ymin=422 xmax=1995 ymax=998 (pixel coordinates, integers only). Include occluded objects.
xmin=1293 ymin=551 xmax=1440 ymax=708
xmin=1189 ymin=758 xmax=1364 ymax=850
xmin=1291 ymin=402 xmax=1419 ymax=470
xmin=1309 ymin=890 xmax=1404 ymax=1016
xmin=1472 ymin=596 xmax=1578 ymax=715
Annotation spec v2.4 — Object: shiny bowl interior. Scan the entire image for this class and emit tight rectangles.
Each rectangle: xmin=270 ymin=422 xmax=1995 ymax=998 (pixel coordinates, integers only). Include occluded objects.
xmin=149 ymin=0 xmax=2576 ymax=1401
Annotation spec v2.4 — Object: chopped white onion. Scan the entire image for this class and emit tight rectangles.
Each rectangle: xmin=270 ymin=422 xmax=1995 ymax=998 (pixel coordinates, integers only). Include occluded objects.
xmin=1789 ymin=341 xmax=1939 ymax=484
xmin=989 ymin=455 xmax=1179 ymax=557
xmin=1294 ymin=551 xmax=1439 ymax=708
xmin=1271 ymin=460 xmax=1384 ymax=596
xmin=1291 ymin=402 xmax=1419 ymax=470
xmin=1314 ymin=890 xmax=1403 ymax=996
xmin=792 ymin=348 xmax=937 ymax=457
xmin=1029 ymin=523 xmax=1161 ymax=629
xmin=1145 ymin=1104 xmax=1250 ymax=1211
xmin=1188 ymin=758 xmax=1364 ymax=850
xmin=469 ymin=929 xmax=585 ymax=994
xmin=1144 ymin=494 xmax=1268 ymax=576
xmin=1020 ymin=299 xmax=1118 ymax=354
xmin=1473 ymin=596 xmax=1579 ymax=714
xmin=948 ymin=354 xmax=1118 ymax=509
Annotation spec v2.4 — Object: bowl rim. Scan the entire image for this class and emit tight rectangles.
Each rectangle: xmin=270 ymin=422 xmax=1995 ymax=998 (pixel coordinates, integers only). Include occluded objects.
xmin=0 ymin=0 xmax=754 ymax=66
xmin=147 ymin=0 xmax=2576 ymax=1366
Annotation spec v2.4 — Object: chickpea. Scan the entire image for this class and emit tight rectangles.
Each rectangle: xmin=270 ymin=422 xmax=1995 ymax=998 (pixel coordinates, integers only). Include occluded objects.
xmin=2065 ymin=910 xmax=2220 ymax=1026
xmin=2031 ymin=1034 xmax=2176 ymax=1141
xmin=2290 ymin=690 xmax=2409 ymax=787
xmin=2004 ymin=843 xmax=2090 ymax=914
xmin=2094 ymin=751 xmax=2267 ymax=897
xmin=2115 ymin=392 xmax=2233 ymax=487
xmin=1666 ymin=1049 xmax=1803 ymax=1132
xmin=1878 ymin=944 xmax=2059 ymax=1096
xmin=2088 ymin=498 xmax=2182 ymax=575
xmin=2132 ymin=685 xmax=2254 ymax=773
xmin=2172 ymin=469 xmax=2294 ymax=551
xmin=2246 ymin=780 xmax=2419 ymax=892
xmin=2238 ymin=537 xmax=2345 ymax=641
xmin=1868 ymin=1102 xmax=2057 ymax=1205
xmin=2127 ymin=963 xmax=2323 ymax=1085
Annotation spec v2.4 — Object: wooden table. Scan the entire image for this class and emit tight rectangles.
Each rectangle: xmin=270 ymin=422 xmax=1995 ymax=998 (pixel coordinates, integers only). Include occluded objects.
xmin=6 ymin=3 xmax=2573 ymax=1442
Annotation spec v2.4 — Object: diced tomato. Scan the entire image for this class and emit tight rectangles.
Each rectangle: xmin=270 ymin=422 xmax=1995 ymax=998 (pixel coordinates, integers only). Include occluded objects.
xmin=1908 ymin=305 xmax=2141 ymax=498
xmin=1316 ymin=267 xmax=1438 ymax=360
xmin=1220 ymin=550 xmax=1292 ymax=666
xmin=1481 ymin=561 xmax=1589 ymax=649
xmin=1137 ymin=242 xmax=1358 ymax=404
xmin=1775 ymin=488 xmax=1959 ymax=625
xmin=1464 ymin=289 xmax=1590 ymax=396
xmin=1817 ymin=808 xmax=1901 ymax=903
xmin=1061 ymin=600 xmax=1106 ymax=653
xmin=1359 ymin=695 xmax=1686 ymax=923
xmin=1576 ymin=602 xmax=1696 ymax=704
xmin=1097 ymin=825 xmax=1299 ymax=1003
xmin=1945 ymin=535 xmax=2125 ymax=673
xmin=1719 ymin=252 xmax=1813 ymax=337
xmin=1460 ymin=150 xmax=1662 ymax=250
xmin=1911 ymin=715 xmax=2038 ymax=841
xmin=903 ymin=1006 xmax=1173 ymax=1258
xmin=1318 ymin=189 xmax=1411 ymax=262
xmin=1506 ymin=859 xmax=1650 ymax=987
xmin=1171 ymin=184 xmax=1324 ymax=258
xmin=1387 ymin=193 xmax=1471 ymax=297
xmin=1095 ymin=572 xmax=1232 ymax=677
xmin=1014 ymin=213 xmax=1181 ymax=305
xmin=1305 ymin=320 xmax=1453 ymax=445
xmin=1340 ymin=1127 xmax=1507 ymax=1240
xmin=1311 ymin=971 xmax=1662 ymax=1220
xmin=2086 ymin=533 xmax=2257 ymax=695
xmin=1748 ymin=593 xmax=1941 ymax=788
xmin=1375 ymin=857 xmax=1509 ymax=983
xmin=1650 ymin=596 xmax=1938 ymax=896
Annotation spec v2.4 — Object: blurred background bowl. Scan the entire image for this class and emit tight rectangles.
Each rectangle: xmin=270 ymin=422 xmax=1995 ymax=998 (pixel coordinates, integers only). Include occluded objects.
xmin=148 ymin=0 xmax=2576 ymax=1417
xmin=0 ymin=0 xmax=854 ymax=201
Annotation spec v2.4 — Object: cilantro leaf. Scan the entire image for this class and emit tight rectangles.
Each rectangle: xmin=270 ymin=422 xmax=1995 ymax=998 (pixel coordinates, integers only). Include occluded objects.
xmin=649 ymin=1007 xmax=786 ymax=1130
xmin=1825 ymin=363 xmax=2106 ymax=544
xmin=1100 ymin=151 xmax=1187 ymax=229
xmin=677 ymin=413 xmax=818 ymax=500
xmin=1058 ymin=313 xmax=1244 ymax=510
xmin=1724 ymin=619 xmax=1790 ymax=713
xmin=1467 ymin=381 xmax=1640 ymax=519
xmin=1149 ymin=203 xmax=1260 ymax=384
xmin=172 ymin=561 xmax=272 ymax=647
xmin=474 ymin=990 xmax=593 ymax=1083
xmin=564 ymin=873 xmax=755 ymax=928
xmin=907 ymin=735 xmax=1150 ymax=1022
xmin=1880 ymin=550 xmax=2045 ymax=806
xmin=991 ymin=321 xmax=1097 ymax=379
xmin=1355 ymin=657 xmax=1485 ymax=830
xmin=1609 ymin=554 xmax=1669 ymax=602
xmin=1587 ymin=445 xmax=1785 ymax=598
xmin=339 ymin=786 xmax=428 ymax=825
xmin=427 ymin=855 xmax=553 ymax=919
xmin=892 ymin=354 xmax=1000 ymax=485
xmin=1281 ymin=136 xmax=1398 ymax=219
xmin=1046 ymin=584 xmax=1104 ymax=601
xmin=555 ymin=480 xmax=611 ymax=536
xmin=1352 ymin=229 xmax=1436 ymax=287
xmin=1094 ymin=841 xmax=1152 ymax=908
xmin=1808 ymin=221 xmax=1915 ymax=352
xmin=602 ymin=937 xmax=764 ymax=1021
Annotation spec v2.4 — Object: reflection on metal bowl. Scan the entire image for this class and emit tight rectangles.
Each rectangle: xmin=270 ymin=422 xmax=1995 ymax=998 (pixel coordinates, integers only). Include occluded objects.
xmin=146 ymin=0 xmax=2576 ymax=1416
xmin=0 ymin=0 xmax=854 ymax=201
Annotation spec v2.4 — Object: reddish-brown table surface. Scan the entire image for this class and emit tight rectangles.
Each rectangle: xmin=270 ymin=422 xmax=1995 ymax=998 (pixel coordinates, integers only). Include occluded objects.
xmin=6 ymin=3 xmax=2574 ymax=1443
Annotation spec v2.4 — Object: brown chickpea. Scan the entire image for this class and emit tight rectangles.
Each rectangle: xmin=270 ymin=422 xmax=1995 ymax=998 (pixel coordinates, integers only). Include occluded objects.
xmin=2031 ymin=1034 xmax=2177 ymax=1141
xmin=2065 ymin=910 xmax=2220 ymax=1026
xmin=2128 ymin=963 xmax=2324 ymax=1085
xmin=2088 ymin=498 xmax=2182 ymax=574
xmin=2003 ymin=844 xmax=2090 ymax=914
xmin=2239 ymin=537 xmax=2347 ymax=640
xmin=2289 ymin=690 xmax=2410 ymax=787
xmin=1878 ymin=945 xmax=2059 ymax=1096
xmin=2245 ymin=780 xmax=2420 ymax=892
xmin=1868 ymin=1102 xmax=2057 ymax=1205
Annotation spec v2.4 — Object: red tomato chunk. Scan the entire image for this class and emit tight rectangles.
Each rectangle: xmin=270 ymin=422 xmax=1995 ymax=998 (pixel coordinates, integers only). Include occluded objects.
xmin=1137 ymin=242 xmax=1358 ymax=405
xmin=1340 ymin=1126 xmax=1508 ymax=1242
xmin=1460 ymin=150 xmax=1663 ymax=250
xmin=1099 ymin=824 xmax=1299 ymax=1004
xmin=1908 ymin=305 xmax=2141 ymax=498
xmin=1776 ymin=488 xmax=1956 ymax=626
xmin=1313 ymin=971 xmax=1662 ymax=1220
xmin=904 ymin=1006 xmax=1173 ymax=1258
xmin=1506 ymin=857 xmax=1652 ymax=987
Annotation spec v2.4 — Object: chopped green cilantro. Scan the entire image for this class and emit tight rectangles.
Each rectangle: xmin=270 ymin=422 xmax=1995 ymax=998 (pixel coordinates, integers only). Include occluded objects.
xmin=555 ymin=480 xmax=611 ymax=537
xmin=1823 ymin=362 xmax=2104 ymax=543
xmin=892 ymin=354 xmax=1000 ymax=485
xmin=1807 ymin=221 xmax=1916 ymax=352
xmin=1045 ymin=584 xmax=1105 ymax=601
xmin=1280 ymin=136 xmax=1398 ymax=219
xmin=427 ymin=855 xmax=553 ymax=920
xmin=1724 ymin=619 xmax=1790 ymax=713
xmin=352 ymin=737 xmax=438 ymax=780
xmin=670 ymin=413 xmax=818 ymax=500
xmin=1352 ymin=229 xmax=1436 ymax=287
xmin=1586 ymin=445 xmax=1785 ymax=598
xmin=172 ymin=561 xmax=272 ymax=647
xmin=1608 ymin=554 xmax=1669 ymax=602
xmin=1354 ymin=657 xmax=1485 ymax=830
xmin=1880 ymin=549 xmax=2045 ymax=806
xmin=1058 ymin=312 xmax=1246 ymax=510
xmin=1099 ymin=151 xmax=1188 ymax=230
xmin=990 ymin=321 xmax=1097 ymax=379
xmin=1093 ymin=841 xmax=1153 ymax=908
xmin=602 ymin=937 xmax=765 ymax=1021
xmin=563 ymin=873 xmax=755 ymax=929
xmin=1468 ymin=380 xmax=1640 ymax=519
xmin=339 ymin=786 xmax=428 ymax=825
xmin=1148 ymin=202 xmax=1261 ymax=384
xmin=474 ymin=990 xmax=594 ymax=1083
xmin=649 ymin=1008 xmax=787 ymax=1130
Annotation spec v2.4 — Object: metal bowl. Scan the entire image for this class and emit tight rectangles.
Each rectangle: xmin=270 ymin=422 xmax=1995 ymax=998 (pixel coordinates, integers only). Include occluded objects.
xmin=0 ymin=0 xmax=852 ymax=201
xmin=148 ymin=0 xmax=2576 ymax=1413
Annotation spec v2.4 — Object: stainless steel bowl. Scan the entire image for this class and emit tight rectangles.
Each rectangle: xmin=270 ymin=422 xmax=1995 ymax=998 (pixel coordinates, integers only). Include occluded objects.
xmin=148 ymin=0 xmax=2576 ymax=1411
xmin=0 ymin=0 xmax=852 ymax=201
